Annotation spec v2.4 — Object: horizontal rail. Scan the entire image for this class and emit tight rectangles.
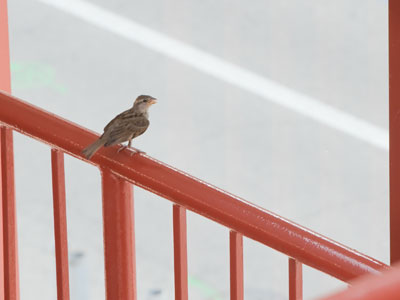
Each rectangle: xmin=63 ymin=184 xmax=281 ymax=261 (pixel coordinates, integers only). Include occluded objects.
xmin=0 ymin=90 xmax=389 ymax=282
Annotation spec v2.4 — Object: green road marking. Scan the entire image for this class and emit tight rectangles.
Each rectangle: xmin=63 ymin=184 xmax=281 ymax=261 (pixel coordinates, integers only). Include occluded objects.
xmin=188 ymin=275 xmax=223 ymax=300
xmin=11 ymin=61 xmax=67 ymax=93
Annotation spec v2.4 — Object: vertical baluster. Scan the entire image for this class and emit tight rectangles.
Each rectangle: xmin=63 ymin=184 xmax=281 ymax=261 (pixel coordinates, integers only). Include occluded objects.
xmin=389 ymin=0 xmax=400 ymax=265
xmin=289 ymin=258 xmax=302 ymax=300
xmin=51 ymin=149 xmax=70 ymax=300
xmin=1 ymin=0 xmax=14 ymax=299
xmin=0 ymin=128 xmax=4 ymax=300
xmin=101 ymin=170 xmax=136 ymax=300
xmin=230 ymin=231 xmax=243 ymax=300
xmin=173 ymin=205 xmax=188 ymax=300
xmin=1 ymin=127 xmax=19 ymax=300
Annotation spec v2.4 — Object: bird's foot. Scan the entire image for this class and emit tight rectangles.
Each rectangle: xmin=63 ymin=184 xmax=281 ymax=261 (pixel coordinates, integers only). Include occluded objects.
xmin=117 ymin=145 xmax=128 ymax=153
xmin=129 ymin=147 xmax=146 ymax=156
xmin=117 ymin=145 xmax=146 ymax=156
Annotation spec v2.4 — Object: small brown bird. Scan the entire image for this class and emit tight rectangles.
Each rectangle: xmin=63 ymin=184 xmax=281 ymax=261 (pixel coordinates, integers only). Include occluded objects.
xmin=82 ymin=95 xmax=157 ymax=159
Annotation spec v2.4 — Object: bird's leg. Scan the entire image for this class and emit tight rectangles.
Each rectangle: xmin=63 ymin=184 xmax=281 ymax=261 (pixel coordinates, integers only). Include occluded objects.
xmin=124 ymin=139 xmax=145 ymax=156
xmin=126 ymin=139 xmax=147 ymax=156
xmin=117 ymin=138 xmax=133 ymax=154
xmin=128 ymin=140 xmax=146 ymax=156
xmin=117 ymin=140 xmax=146 ymax=156
xmin=127 ymin=140 xmax=135 ymax=156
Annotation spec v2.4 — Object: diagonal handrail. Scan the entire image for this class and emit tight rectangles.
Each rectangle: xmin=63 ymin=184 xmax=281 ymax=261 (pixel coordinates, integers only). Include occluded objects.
xmin=0 ymin=90 xmax=389 ymax=282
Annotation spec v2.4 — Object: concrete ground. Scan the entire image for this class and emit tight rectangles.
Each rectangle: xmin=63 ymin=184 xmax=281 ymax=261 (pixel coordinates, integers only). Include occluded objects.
xmin=7 ymin=0 xmax=388 ymax=299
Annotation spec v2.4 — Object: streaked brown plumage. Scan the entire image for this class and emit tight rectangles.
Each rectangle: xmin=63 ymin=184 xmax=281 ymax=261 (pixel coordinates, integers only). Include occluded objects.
xmin=82 ymin=95 xmax=157 ymax=159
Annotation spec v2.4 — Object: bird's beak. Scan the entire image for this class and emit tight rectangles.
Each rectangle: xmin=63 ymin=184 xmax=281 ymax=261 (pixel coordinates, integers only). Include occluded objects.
xmin=149 ymin=98 xmax=157 ymax=105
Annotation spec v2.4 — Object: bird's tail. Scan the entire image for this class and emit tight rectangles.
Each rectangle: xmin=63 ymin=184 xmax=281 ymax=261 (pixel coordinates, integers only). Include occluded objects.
xmin=82 ymin=138 xmax=106 ymax=159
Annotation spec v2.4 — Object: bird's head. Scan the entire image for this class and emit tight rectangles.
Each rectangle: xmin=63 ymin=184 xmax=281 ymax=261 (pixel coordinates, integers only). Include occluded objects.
xmin=133 ymin=95 xmax=157 ymax=113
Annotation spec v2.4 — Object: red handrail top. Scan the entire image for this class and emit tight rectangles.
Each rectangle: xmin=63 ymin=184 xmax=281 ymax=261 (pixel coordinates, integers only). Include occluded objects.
xmin=0 ymin=90 xmax=388 ymax=282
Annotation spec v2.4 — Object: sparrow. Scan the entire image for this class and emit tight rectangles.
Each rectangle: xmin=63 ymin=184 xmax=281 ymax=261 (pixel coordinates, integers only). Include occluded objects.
xmin=82 ymin=95 xmax=157 ymax=159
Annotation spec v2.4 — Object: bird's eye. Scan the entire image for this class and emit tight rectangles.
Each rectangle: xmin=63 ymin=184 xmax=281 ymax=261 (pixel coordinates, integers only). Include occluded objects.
xmin=143 ymin=99 xmax=148 ymax=102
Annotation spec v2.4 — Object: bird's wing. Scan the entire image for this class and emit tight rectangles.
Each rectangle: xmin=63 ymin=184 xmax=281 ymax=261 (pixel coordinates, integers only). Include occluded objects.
xmin=127 ymin=116 xmax=150 ymax=131
xmin=103 ymin=109 xmax=132 ymax=132
xmin=104 ymin=115 xmax=150 ymax=146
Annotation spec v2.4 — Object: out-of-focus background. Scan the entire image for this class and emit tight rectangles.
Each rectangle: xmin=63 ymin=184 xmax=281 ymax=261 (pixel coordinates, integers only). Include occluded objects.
xmin=7 ymin=0 xmax=388 ymax=299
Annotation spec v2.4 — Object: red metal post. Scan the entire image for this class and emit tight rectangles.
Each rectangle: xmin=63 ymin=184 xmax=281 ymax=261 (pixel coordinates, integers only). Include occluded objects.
xmin=230 ymin=231 xmax=243 ymax=300
xmin=389 ymin=0 xmax=400 ymax=265
xmin=0 ymin=0 xmax=11 ymax=299
xmin=173 ymin=205 xmax=188 ymax=300
xmin=51 ymin=149 xmax=70 ymax=300
xmin=289 ymin=258 xmax=302 ymax=300
xmin=101 ymin=170 xmax=136 ymax=300
xmin=0 ymin=126 xmax=3 ymax=300
xmin=1 ymin=128 xmax=19 ymax=300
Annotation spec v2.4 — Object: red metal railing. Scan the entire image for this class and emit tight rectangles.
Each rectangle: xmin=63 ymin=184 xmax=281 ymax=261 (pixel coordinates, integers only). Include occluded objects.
xmin=1 ymin=0 xmax=397 ymax=299
xmin=0 ymin=90 xmax=389 ymax=299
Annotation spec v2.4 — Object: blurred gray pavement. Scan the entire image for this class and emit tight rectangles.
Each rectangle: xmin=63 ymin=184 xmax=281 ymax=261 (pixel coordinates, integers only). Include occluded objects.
xmin=7 ymin=0 xmax=388 ymax=299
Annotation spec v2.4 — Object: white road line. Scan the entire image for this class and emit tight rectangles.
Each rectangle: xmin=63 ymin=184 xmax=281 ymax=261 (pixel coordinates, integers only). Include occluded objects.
xmin=38 ymin=0 xmax=389 ymax=151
